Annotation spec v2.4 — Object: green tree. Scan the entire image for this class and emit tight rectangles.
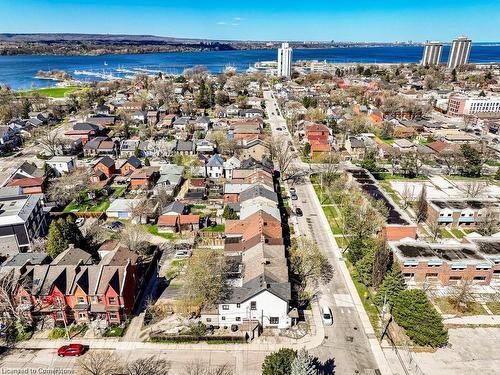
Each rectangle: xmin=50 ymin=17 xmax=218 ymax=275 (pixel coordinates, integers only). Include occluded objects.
xmin=380 ymin=121 xmax=394 ymax=140
xmin=495 ymin=167 xmax=500 ymax=181
xmin=291 ymin=348 xmax=317 ymax=375
xmin=356 ymin=247 xmax=375 ymax=286
xmin=460 ymin=144 xmax=483 ymax=177
xmin=372 ymin=242 xmax=391 ymax=288
xmin=222 ymin=205 xmax=238 ymax=220
xmin=46 ymin=219 xmax=68 ymax=259
xmin=360 ymin=151 xmax=378 ymax=173
xmin=144 ymin=157 xmax=150 ymax=166
xmin=374 ymin=266 xmax=406 ymax=306
xmin=262 ymin=349 xmax=297 ymax=375
xmin=303 ymin=143 xmax=311 ymax=158
xmin=134 ymin=147 xmax=141 ymax=158
xmin=392 ymin=289 xmax=448 ymax=347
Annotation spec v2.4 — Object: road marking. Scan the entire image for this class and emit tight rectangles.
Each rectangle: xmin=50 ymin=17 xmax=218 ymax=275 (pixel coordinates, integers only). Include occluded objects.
xmin=334 ymin=293 xmax=355 ymax=307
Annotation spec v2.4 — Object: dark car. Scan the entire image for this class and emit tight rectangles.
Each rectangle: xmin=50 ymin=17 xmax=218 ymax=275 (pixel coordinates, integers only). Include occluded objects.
xmin=290 ymin=193 xmax=298 ymax=200
xmin=57 ymin=344 xmax=85 ymax=357
xmin=295 ymin=208 xmax=303 ymax=216
xmin=110 ymin=221 xmax=125 ymax=231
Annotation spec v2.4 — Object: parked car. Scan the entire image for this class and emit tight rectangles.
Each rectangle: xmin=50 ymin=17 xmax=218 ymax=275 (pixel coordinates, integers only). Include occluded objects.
xmin=290 ymin=193 xmax=298 ymax=200
xmin=175 ymin=250 xmax=192 ymax=259
xmin=75 ymin=218 xmax=85 ymax=227
xmin=295 ymin=207 xmax=303 ymax=217
xmin=321 ymin=305 xmax=333 ymax=326
xmin=289 ymin=187 xmax=296 ymax=194
xmin=57 ymin=344 xmax=85 ymax=357
xmin=110 ymin=221 xmax=125 ymax=232
xmin=276 ymin=127 xmax=282 ymax=131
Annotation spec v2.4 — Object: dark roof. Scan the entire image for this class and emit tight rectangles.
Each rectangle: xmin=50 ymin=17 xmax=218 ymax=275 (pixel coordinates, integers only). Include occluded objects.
xmin=125 ymin=156 xmax=142 ymax=169
xmin=96 ymin=156 xmax=115 ymax=169
xmin=2 ymin=253 xmax=49 ymax=267
xmin=176 ymin=140 xmax=194 ymax=152
xmin=51 ymin=245 xmax=94 ymax=266
xmin=73 ymin=122 xmax=100 ymax=131
xmin=224 ymin=274 xmax=291 ymax=304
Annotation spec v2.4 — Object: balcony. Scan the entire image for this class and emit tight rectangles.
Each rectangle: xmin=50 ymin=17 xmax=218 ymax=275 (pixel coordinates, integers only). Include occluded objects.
xmin=437 ymin=217 xmax=453 ymax=223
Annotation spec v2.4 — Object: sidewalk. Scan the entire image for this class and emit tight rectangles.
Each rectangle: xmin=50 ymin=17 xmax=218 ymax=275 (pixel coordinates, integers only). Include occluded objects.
xmin=443 ymin=315 xmax=500 ymax=326
xmin=305 ymin=180 xmax=394 ymax=375
xmin=15 ymin=301 xmax=326 ymax=353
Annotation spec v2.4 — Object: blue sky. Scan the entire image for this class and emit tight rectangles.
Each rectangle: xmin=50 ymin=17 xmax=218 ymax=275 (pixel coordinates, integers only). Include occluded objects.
xmin=1 ymin=0 xmax=499 ymax=42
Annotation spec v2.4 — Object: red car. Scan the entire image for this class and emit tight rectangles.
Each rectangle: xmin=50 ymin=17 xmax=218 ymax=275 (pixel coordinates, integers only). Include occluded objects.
xmin=57 ymin=344 xmax=85 ymax=357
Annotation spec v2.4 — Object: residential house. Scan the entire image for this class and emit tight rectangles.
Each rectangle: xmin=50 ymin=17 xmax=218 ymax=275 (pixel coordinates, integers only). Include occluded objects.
xmin=93 ymin=156 xmax=116 ymax=179
xmin=46 ymin=156 xmax=77 ymax=177
xmin=427 ymin=198 xmax=500 ymax=229
xmin=206 ymin=154 xmax=225 ymax=179
xmin=196 ymin=139 xmax=216 ymax=154
xmin=223 ymin=156 xmax=241 ymax=180
xmin=106 ymin=198 xmax=144 ymax=221
xmin=120 ymin=139 xmax=141 ymax=158
xmin=238 ymin=139 xmax=269 ymax=161
xmin=119 ymin=156 xmax=142 ymax=176
xmin=176 ymin=140 xmax=195 ymax=155
xmin=157 ymin=214 xmax=200 ymax=233
xmin=130 ymin=166 xmax=160 ymax=190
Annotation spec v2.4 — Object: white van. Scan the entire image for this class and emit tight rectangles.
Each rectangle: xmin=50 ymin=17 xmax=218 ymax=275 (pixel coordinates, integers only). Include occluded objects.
xmin=321 ymin=305 xmax=333 ymax=326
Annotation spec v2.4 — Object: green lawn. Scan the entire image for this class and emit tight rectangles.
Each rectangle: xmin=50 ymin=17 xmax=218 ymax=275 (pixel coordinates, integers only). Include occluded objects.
xmin=439 ymin=228 xmax=454 ymax=239
xmin=21 ymin=86 xmax=81 ymax=98
xmin=344 ymin=256 xmax=381 ymax=334
xmin=451 ymin=228 xmax=465 ymax=239
xmin=322 ymin=206 xmax=343 ymax=234
xmin=202 ymin=224 xmax=225 ymax=232
xmin=148 ymin=224 xmax=175 ymax=240
xmin=63 ymin=187 xmax=124 ymax=213
xmin=486 ymin=302 xmax=500 ymax=315
xmin=434 ymin=297 xmax=487 ymax=316
xmin=103 ymin=325 xmax=125 ymax=337
xmin=335 ymin=236 xmax=349 ymax=248
xmin=378 ymin=181 xmax=402 ymax=206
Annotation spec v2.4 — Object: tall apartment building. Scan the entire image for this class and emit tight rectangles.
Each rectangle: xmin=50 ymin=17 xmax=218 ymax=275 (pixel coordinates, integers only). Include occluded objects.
xmin=447 ymin=36 xmax=472 ymax=70
xmin=277 ymin=42 xmax=293 ymax=78
xmin=421 ymin=41 xmax=443 ymax=66
xmin=447 ymin=95 xmax=500 ymax=116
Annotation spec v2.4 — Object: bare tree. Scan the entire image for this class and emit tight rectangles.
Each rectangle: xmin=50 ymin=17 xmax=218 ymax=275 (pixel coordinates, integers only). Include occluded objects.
xmin=457 ymin=181 xmax=489 ymax=198
xmin=119 ymin=224 xmax=150 ymax=254
xmin=476 ymin=208 xmax=499 ymax=236
xmin=449 ymin=273 xmax=475 ymax=313
xmin=154 ymin=186 xmax=174 ymax=214
xmin=33 ymin=125 xmax=62 ymax=156
xmin=126 ymin=356 xmax=171 ymax=375
xmin=415 ymin=184 xmax=428 ymax=223
xmin=318 ymin=150 xmax=341 ymax=186
xmin=268 ymin=136 xmax=294 ymax=178
xmin=427 ymin=219 xmax=441 ymax=241
xmin=0 ymin=269 xmax=29 ymax=323
xmin=47 ymin=168 xmax=89 ymax=206
xmin=76 ymin=351 xmax=122 ymax=375
xmin=400 ymin=184 xmax=415 ymax=209
xmin=184 ymin=361 xmax=232 ymax=375
xmin=81 ymin=221 xmax=109 ymax=249
xmin=129 ymin=198 xmax=155 ymax=223
xmin=30 ymin=237 xmax=48 ymax=253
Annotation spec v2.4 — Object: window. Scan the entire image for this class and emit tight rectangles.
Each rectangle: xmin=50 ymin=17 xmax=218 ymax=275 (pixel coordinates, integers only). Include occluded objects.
xmin=236 ymin=317 xmax=241 ymax=322
xmin=109 ymin=313 xmax=119 ymax=320
xmin=222 ymin=305 xmax=229 ymax=310
xmin=221 ymin=316 xmax=226 ymax=321
xmin=236 ymin=303 xmax=241 ymax=308
xmin=55 ymin=311 xmax=64 ymax=319
xmin=474 ymin=276 xmax=486 ymax=281
xmin=108 ymin=297 xmax=116 ymax=304
xmin=206 ymin=318 xmax=212 ymax=322
xmin=78 ymin=312 xmax=86 ymax=319
xmin=269 ymin=317 xmax=279 ymax=325
xmin=250 ymin=301 xmax=257 ymax=310
xmin=77 ymin=296 xmax=85 ymax=304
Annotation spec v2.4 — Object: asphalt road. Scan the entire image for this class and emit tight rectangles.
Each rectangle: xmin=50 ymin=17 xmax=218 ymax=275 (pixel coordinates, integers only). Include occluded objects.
xmin=263 ymin=90 xmax=380 ymax=374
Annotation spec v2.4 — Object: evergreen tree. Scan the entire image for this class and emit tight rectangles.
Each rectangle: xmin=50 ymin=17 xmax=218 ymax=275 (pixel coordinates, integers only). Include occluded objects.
xmin=416 ymin=184 xmax=428 ymax=223
xmin=360 ymin=151 xmax=378 ymax=173
xmin=262 ymin=349 xmax=297 ymax=375
xmin=46 ymin=219 xmax=68 ymax=259
xmin=372 ymin=242 xmax=391 ymax=288
xmin=460 ymin=144 xmax=483 ymax=177
xmin=495 ymin=167 xmax=500 ymax=181
xmin=222 ymin=205 xmax=238 ymax=220
xmin=356 ymin=248 xmax=374 ymax=286
xmin=303 ymin=143 xmax=311 ymax=158
xmin=392 ymin=289 xmax=448 ymax=347
xmin=144 ymin=157 xmax=150 ymax=166
xmin=291 ymin=348 xmax=317 ymax=375
xmin=374 ymin=266 xmax=406 ymax=306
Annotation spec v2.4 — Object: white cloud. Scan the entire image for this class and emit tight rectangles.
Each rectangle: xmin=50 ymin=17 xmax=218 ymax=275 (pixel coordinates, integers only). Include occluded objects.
xmin=234 ymin=17 xmax=243 ymax=21
xmin=216 ymin=21 xmax=227 ymax=25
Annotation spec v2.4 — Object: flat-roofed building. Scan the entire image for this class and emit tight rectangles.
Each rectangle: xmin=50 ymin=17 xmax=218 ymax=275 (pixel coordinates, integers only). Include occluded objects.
xmin=427 ymin=198 xmax=500 ymax=228
xmin=390 ymin=237 xmax=500 ymax=286
xmin=0 ymin=188 xmax=48 ymax=256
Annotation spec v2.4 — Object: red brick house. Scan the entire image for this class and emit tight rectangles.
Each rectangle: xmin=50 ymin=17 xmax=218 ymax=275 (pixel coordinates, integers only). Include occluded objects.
xmin=130 ymin=166 xmax=160 ymax=190
xmin=92 ymin=156 xmax=116 ymax=180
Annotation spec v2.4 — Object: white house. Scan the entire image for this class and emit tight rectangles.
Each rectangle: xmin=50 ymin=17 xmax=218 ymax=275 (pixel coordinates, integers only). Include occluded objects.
xmin=46 ymin=156 xmax=77 ymax=177
xmin=223 ymin=156 xmax=241 ymax=180
xmin=206 ymin=154 xmax=224 ymax=179
xmin=202 ymin=243 xmax=291 ymax=329
xmin=106 ymin=198 xmax=144 ymax=222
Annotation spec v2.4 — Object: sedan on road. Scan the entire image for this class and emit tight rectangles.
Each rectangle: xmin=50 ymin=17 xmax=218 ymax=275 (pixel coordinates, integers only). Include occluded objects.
xmin=290 ymin=193 xmax=298 ymax=200
xmin=57 ymin=344 xmax=85 ymax=357
xmin=295 ymin=208 xmax=303 ymax=217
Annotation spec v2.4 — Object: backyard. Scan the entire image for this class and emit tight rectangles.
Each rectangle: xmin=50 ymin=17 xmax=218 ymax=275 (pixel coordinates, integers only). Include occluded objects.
xmin=63 ymin=187 xmax=125 ymax=213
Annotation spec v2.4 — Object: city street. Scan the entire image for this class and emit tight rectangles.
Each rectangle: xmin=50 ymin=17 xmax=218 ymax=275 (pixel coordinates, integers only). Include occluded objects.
xmin=263 ymin=90 xmax=389 ymax=374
